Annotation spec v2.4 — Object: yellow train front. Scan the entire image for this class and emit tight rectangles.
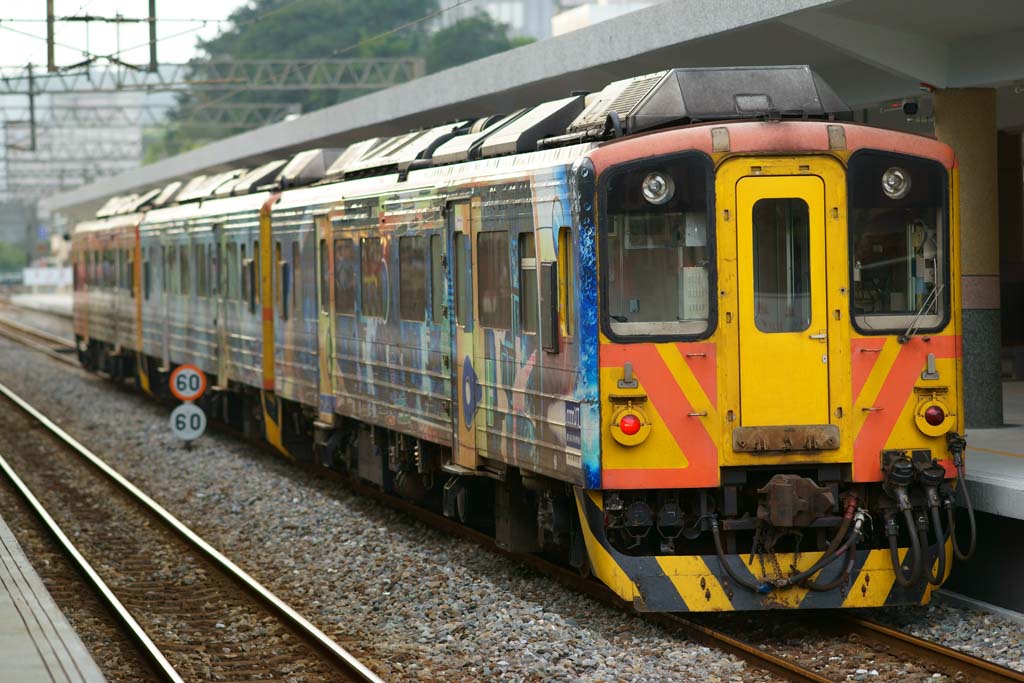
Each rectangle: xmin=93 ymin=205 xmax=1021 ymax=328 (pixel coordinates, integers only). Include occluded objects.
xmin=576 ymin=73 xmax=969 ymax=610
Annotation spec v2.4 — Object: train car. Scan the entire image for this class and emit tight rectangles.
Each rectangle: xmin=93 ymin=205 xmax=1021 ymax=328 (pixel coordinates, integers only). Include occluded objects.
xmin=71 ymin=65 xmax=976 ymax=611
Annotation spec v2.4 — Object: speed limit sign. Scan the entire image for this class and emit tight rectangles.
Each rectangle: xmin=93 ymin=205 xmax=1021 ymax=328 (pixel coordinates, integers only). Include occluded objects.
xmin=169 ymin=403 xmax=207 ymax=441
xmin=169 ymin=365 xmax=207 ymax=402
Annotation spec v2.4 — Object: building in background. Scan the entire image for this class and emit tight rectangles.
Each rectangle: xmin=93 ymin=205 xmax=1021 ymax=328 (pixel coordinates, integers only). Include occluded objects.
xmin=0 ymin=88 xmax=145 ymax=266
xmin=436 ymin=0 xmax=555 ymax=40
xmin=552 ymin=0 xmax=657 ymax=36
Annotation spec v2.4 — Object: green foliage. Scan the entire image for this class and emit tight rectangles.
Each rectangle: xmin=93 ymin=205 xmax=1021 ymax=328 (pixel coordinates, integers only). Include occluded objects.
xmin=425 ymin=14 xmax=533 ymax=73
xmin=0 ymin=241 xmax=25 ymax=273
xmin=145 ymin=1 xmax=530 ymax=164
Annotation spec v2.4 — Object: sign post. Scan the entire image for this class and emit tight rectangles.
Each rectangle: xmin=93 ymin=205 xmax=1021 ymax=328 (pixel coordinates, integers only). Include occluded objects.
xmin=168 ymin=364 xmax=207 ymax=447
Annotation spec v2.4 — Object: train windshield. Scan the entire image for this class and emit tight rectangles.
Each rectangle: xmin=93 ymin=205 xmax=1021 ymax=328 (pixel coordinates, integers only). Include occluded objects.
xmin=849 ymin=153 xmax=949 ymax=333
xmin=602 ymin=154 xmax=713 ymax=338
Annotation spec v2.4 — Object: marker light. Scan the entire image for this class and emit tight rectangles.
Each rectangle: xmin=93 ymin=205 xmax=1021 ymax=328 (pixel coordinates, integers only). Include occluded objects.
xmin=882 ymin=166 xmax=911 ymax=199
xmin=924 ymin=405 xmax=945 ymax=426
xmin=642 ymin=172 xmax=675 ymax=205
xmin=619 ymin=413 xmax=642 ymax=436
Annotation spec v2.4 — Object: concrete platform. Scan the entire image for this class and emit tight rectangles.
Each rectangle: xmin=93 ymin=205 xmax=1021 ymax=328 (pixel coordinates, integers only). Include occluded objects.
xmin=9 ymin=293 xmax=73 ymax=319
xmin=964 ymin=381 xmax=1024 ymax=520
xmin=0 ymin=515 xmax=106 ymax=683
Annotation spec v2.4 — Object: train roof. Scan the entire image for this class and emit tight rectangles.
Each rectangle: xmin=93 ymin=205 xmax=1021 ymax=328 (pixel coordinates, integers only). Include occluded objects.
xmin=97 ymin=65 xmax=847 ymax=218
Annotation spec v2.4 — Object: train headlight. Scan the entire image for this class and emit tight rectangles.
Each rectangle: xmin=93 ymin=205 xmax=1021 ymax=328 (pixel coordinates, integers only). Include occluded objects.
xmin=881 ymin=166 xmax=911 ymax=199
xmin=610 ymin=406 xmax=652 ymax=446
xmin=915 ymin=397 xmax=954 ymax=437
xmin=642 ymin=172 xmax=675 ymax=205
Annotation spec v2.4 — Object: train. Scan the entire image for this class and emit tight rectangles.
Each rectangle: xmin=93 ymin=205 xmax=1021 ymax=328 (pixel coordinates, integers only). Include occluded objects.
xmin=71 ymin=65 xmax=977 ymax=611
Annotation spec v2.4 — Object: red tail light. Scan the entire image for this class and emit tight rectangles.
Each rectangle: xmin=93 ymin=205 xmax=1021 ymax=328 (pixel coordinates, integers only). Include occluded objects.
xmin=619 ymin=414 xmax=642 ymax=435
xmin=924 ymin=405 xmax=945 ymax=426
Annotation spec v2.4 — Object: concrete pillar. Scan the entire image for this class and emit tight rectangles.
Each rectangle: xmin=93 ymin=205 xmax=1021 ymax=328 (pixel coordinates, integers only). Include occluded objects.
xmin=933 ymin=88 xmax=1002 ymax=427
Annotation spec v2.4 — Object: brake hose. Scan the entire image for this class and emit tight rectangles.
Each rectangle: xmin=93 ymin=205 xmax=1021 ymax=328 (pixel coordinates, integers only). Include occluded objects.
xmin=945 ymin=434 xmax=977 ymax=561
xmin=922 ymin=505 xmax=947 ymax=586
xmin=888 ymin=507 xmax=923 ymax=588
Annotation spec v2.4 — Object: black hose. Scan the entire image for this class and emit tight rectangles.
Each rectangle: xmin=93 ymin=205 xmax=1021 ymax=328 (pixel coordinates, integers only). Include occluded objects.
xmin=711 ymin=519 xmax=770 ymax=594
xmin=804 ymin=539 xmax=857 ymax=592
xmin=923 ymin=505 xmax=947 ymax=585
xmin=948 ymin=466 xmax=977 ymax=561
xmin=889 ymin=508 xmax=923 ymax=588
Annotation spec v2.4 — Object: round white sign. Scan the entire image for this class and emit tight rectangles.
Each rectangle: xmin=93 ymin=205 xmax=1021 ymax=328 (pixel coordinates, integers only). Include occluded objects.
xmin=169 ymin=365 xmax=207 ymax=402
xmin=169 ymin=403 xmax=207 ymax=441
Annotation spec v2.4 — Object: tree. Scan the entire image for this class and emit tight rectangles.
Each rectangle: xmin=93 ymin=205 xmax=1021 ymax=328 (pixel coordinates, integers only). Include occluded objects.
xmin=146 ymin=1 xmax=534 ymax=162
xmin=0 ymin=242 xmax=25 ymax=273
xmin=425 ymin=14 xmax=533 ymax=73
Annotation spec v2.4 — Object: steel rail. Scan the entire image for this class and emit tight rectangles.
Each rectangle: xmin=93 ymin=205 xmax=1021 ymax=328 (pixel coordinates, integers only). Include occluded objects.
xmin=836 ymin=616 xmax=1024 ymax=683
xmin=0 ymin=381 xmax=384 ymax=683
xmin=0 ymin=315 xmax=77 ymax=366
xmin=0 ymin=453 xmax=186 ymax=683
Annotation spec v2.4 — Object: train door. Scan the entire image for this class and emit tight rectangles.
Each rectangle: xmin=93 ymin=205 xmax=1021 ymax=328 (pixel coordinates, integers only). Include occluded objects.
xmin=314 ymin=214 xmax=335 ymax=424
xmin=735 ymin=172 xmax=830 ymax=426
xmin=449 ymin=198 xmax=480 ymax=469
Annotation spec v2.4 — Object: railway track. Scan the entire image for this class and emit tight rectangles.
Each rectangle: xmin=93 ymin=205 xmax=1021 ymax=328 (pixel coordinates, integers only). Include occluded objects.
xmin=0 ymin=380 xmax=383 ymax=683
xmin=2 ymin=316 xmax=1023 ymax=682
xmin=830 ymin=615 xmax=1024 ymax=683
xmin=0 ymin=311 xmax=77 ymax=366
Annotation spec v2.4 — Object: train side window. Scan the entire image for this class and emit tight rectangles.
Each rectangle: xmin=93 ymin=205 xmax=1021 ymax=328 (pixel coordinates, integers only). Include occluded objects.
xmin=144 ymin=250 xmax=151 ymax=300
xmin=195 ymin=244 xmax=206 ymax=297
xmin=558 ymin=227 xmax=574 ymax=336
xmin=478 ymin=231 xmax=511 ymax=330
xmin=334 ymin=239 xmax=355 ymax=314
xmin=399 ymin=235 xmax=426 ymax=321
xmin=275 ymin=241 xmax=288 ymax=321
xmin=161 ymin=247 xmax=169 ymax=293
xmin=179 ymin=245 xmax=190 ymax=297
xmin=128 ymin=249 xmax=135 ymax=298
xmin=319 ymin=239 xmax=329 ymax=314
xmin=430 ymin=234 xmax=444 ymax=324
xmin=360 ymin=237 xmax=384 ymax=318
xmin=225 ymin=242 xmax=237 ymax=300
xmin=253 ymin=240 xmax=260 ymax=306
xmin=240 ymin=243 xmax=248 ymax=302
xmin=519 ymin=232 xmax=538 ymax=334
xmin=454 ymin=232 xmax=471 ymax=326
xmin=212 ymin=243 xmax=220 ymax=297
xmin=291 ymin=241 xmax=300 ymax=318
xmin=167 ymin=247 xmax=178 ymax=294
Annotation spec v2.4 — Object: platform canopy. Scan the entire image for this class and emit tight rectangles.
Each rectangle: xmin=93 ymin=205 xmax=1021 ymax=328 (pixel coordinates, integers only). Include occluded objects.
xmin=41 ymin=0 xmax=1024 ymax=222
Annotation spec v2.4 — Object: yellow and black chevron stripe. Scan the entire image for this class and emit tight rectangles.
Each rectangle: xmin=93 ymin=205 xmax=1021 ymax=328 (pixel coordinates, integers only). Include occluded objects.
xmin=574 ymin=489 xmax=948 ymax=611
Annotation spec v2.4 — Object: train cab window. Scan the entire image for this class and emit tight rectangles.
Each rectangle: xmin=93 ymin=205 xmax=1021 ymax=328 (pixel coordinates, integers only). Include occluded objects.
xmin=430 ymin=234 xmax=444 ymax=324
xmin=361 ymin=237 xmax=384 ymax=318
xmin=752 ymin=199 xmax=811 ymax=333
xmin=334 ymin=239 xmax=355 ymax=315
xmin=603 ymin=154 xmax=713 ymax=339
xmin=849 ymin=153 xmax=948 ymax=333
xmin=478 ymin=231 xmax=511 ymax=330
xmin=519 ymin=232 xmax=538 ymax=334
xmin=399 ymin=235 xmax=426 ymax=321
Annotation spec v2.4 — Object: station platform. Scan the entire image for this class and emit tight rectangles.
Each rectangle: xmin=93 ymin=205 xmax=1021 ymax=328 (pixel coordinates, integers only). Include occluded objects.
xmin=964 ymin=381 xmax=1024 ymax=520
xmin=0 ymin=514 xmax=106 ymax=683
xmin=8 ymin=292 xmax=73 ymax=319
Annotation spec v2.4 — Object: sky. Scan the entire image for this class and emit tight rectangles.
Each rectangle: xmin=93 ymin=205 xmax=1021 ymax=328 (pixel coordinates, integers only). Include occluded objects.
xmin=0 ymin=1 xmax=247 ymax=69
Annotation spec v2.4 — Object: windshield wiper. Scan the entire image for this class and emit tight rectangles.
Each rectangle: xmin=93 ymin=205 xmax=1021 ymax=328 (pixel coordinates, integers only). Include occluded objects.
xmin=897 ymin=284 xmax=943 ymax=344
